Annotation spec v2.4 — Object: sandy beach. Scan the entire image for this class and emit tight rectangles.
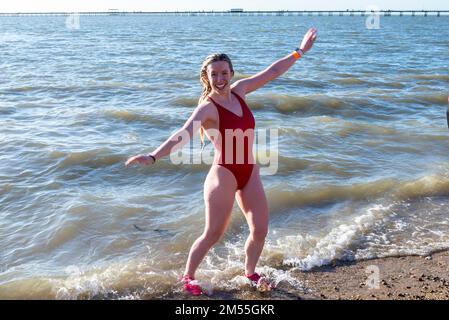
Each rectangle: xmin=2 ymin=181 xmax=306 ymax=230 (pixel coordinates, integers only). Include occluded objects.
xmin=292 ymin=250 xmax=449 ymax=300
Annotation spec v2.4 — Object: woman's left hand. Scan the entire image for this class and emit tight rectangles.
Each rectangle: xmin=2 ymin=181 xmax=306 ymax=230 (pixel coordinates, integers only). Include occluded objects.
xmin=299 ymin=27 xmax=318 ymax=54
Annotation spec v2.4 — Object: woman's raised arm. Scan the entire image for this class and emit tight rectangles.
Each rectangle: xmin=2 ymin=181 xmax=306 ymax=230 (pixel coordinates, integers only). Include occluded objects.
xmin=233 ymin=27 xmax=317 ymax=95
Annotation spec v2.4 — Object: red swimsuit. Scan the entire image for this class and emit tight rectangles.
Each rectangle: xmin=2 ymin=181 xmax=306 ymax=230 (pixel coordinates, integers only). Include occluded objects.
xmin=208 ymin=91 xmax=255 ymax=190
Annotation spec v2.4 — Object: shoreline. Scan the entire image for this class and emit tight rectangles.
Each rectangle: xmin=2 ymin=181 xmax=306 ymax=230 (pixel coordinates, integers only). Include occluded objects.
xmin=167 ymin=250 xmax=449 ymax=300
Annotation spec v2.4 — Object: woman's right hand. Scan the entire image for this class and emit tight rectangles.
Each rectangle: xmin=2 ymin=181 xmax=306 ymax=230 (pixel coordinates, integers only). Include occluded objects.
xmin=125 ymin=154 xmax=155 ymax=167
xmin=299 ymin=27 xmax=318 ymax=54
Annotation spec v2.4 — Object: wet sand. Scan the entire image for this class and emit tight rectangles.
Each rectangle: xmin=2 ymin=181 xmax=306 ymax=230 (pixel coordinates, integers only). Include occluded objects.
xmin=166 ymin=250 xmax=449 ymax=300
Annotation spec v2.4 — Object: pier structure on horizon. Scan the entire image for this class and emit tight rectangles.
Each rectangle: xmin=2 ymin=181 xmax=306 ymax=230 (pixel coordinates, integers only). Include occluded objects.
xmin=0 ymin=9 xmax=448 ymax=17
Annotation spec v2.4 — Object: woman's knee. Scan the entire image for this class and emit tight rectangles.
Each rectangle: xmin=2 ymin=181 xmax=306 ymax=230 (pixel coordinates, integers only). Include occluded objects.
xmin=248 ymin=208 xmax=269 ymax=239
xmin=201 ymin=229 xmax=225 ymax=245
xmin=250 ymin=225 xmax=268 ymax=241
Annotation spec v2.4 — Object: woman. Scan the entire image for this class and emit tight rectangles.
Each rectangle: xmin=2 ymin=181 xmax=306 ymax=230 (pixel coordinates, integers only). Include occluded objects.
xmin=126 ymin=27 xmax=317 ymax=295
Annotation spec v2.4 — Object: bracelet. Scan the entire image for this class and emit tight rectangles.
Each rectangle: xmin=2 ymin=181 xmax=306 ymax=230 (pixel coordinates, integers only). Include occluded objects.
xmin=147 ymin=154 xmax=156 ymax=163
xmin=293 ymin=48 xmax=304 ymax=60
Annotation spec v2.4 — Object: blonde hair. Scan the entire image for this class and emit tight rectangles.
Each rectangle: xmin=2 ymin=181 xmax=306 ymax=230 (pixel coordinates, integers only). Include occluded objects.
xmin=198 ymin=53 xmax=234 ymax=147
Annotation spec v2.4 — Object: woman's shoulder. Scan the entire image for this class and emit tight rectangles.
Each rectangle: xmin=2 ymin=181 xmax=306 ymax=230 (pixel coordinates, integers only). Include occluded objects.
xmin=197 ymin=99 xmax=213 ymax=111
xmin=230 ymin=82 xmax=247 ymax=99
xmin=197 ymin=99 xmax=218 ymax=121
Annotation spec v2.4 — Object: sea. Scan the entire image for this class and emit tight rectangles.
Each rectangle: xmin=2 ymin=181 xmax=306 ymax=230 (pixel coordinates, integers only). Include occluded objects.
xmin=0 ymin=14 xmax=448 ymax=299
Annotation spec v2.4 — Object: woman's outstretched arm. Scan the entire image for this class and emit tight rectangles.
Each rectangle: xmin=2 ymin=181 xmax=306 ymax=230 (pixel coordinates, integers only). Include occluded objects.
xmin=125 ymin=102 xmax=212 ymax=166
xmin=233 ymin=27 xmax=317 ymax=95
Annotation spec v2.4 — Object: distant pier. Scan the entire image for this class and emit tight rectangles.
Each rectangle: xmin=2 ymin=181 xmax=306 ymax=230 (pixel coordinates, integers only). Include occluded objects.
xmin=0 ymin=10 xmax=448 ymax=17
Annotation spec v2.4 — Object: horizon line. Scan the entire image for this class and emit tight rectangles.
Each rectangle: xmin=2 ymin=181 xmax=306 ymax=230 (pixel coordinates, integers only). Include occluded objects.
xmin=1 ymin=8 xmax=449 ymax=13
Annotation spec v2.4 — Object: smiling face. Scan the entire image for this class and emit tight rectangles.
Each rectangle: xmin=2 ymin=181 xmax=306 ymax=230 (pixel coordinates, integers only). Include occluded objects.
xmin=207 ymin=60 xmax=234 ymax=94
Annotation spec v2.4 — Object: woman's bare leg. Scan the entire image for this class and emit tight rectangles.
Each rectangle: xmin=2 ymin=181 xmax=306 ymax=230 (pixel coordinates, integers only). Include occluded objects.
xmin=235 ymin=166 xmax=269 ymax=276
xmin=184 ymin=165 xmax=237 ymax=278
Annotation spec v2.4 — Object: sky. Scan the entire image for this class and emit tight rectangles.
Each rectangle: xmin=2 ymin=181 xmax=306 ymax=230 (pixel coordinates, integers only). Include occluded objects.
xmin=1 ymin=0 xmax=448 ymax=13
